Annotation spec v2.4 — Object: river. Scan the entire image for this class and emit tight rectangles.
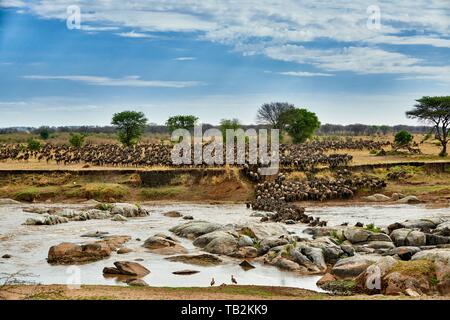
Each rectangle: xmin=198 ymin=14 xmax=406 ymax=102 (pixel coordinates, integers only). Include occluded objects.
xmin=0 ymin=203 xmax=449 ymax=291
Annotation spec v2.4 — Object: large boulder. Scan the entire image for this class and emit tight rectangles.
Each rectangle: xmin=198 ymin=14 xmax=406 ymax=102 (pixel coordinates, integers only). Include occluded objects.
xmin=382 ymin=260 xmax=434 ymax=295
xmin=400 ymin=219 xmax=437 ymax=232
xmin=396 ymin=195 xmax=421 ymax=204
xmin=234 ymin=246 xmax=258 ymax=259
xmin=308 ymin=237 xmax=344 ymax=263
xmin=365 ymin=241 xmax=395 ymax=250
xmin=48 ymin=242 xmax=110 ymax=264
xmin=100 ymin=236 xmax=131 ymax=251
xmin=238 ymin=222 xmax=288 ymax=240
xmin=368 ymin=233 xmax=392 ymax=242
xmin=435 ymin=221 xmax=450 ymax=236
xmin=383 ymin=271 xmax=430 ymax=295
xmin=390 ymin=228 xmax=426 ymax=247
xmin=103 ymin=261 xmax=150 ymax=277
xmin=24 ymin=215 xmax=69 ymax=226
xmin=355 ymin=256 xmax=398 ymax=293
xmin=426 ymin=233 xmax=450 ymax=245
xmin=271 ymin=256 xmax=307 ymax=272
xmin=170 ymin=221 xmax=223 ymax=239
xmin=162 ymin=211 xmax=183 ymax=218
xmin=343 ymin=228 xmax=372 ymax=243
xmin=411 ymin=248 xmax=450 ymax=264
xmin=77 ymin=209 xmax=111 ymax=220
xmin=300 ymin=246 xmax=327 ymax=271
xmin=203 ymin=234 xmax=238 ymax=256
xmin=165 ymin=254 xmax=223 ymax=266
xmin=387 ymin=246 xmax=421 ymax=261
xmin=331 ymin=255 xmax=381 ymax=279
xmin=260 ymin=237 xmax=289 ymax=249
xmin=290 ymin=249 xmax=321 ymax=272
xmin=192 ymin=231 xmax=238 ymax=256
xmin=363 ymin=194 xmax=391 ymax=202
xmin=410 ymin=249 xmax=450 ymax=295
xmin=47 ymin=235 xmax=130 ymax=265
xmin=111 ymin=203 xmax=147 ymax=217
xmin=143 ymin=236 xmax=187 ymax=255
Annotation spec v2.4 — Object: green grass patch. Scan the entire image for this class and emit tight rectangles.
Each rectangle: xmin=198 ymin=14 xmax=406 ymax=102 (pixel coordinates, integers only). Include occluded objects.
xmin=14 ymin=186 xmax=60 ymax=202
xmin=389 ymin=260 xmax=436 ymax=284
xmin=364 ymin=223 xmax=383 ymax=233
xmin=63 ymin=183 xmax=129 ymax=201
xmin=140 ymin=186 xmax=185 ymax=200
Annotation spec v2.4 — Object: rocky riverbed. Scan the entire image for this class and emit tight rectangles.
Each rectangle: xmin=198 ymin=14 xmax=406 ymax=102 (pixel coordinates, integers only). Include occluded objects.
xmin=1 ymin=201 xmax=449 ymax=296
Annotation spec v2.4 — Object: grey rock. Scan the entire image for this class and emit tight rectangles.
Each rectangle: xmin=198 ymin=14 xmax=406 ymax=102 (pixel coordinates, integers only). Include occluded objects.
xmin=170 ymin=221 xmax=223 ymax=239
xmin=390 ymin=228 xmax=426 ymax=247
xmin=343 ymin=227 xmax=372 ymax=243
xmin=332 ymin=255 xmax=381 ymax=279
xmin=237 ymin=235 xmax=254 ymax=247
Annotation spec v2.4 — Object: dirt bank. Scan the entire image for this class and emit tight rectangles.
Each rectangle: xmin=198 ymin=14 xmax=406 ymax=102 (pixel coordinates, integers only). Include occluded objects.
xmin=2 ymin=284 xmax=449 ymax=300
xmin=0 ymin=162 xmax=449 ymax=205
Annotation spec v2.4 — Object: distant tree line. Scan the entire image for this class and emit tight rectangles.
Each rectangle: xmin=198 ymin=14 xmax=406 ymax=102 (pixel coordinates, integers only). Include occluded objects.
xmin=316 ymin=124 xmax=433 ymax=136
xmin=0 ymin=123 xmax=432 ymax=136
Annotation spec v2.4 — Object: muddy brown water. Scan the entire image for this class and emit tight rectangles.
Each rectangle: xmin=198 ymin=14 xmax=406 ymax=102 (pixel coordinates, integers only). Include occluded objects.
xmin=0 ymin=203 xmax=449 ymax=291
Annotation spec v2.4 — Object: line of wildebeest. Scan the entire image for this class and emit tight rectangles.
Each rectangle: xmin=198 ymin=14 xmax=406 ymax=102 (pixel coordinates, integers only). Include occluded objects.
xmin=1 ymin=139 xmax=390 ymax=227
xmin=0 ymin=139 xmax=389 ymax=168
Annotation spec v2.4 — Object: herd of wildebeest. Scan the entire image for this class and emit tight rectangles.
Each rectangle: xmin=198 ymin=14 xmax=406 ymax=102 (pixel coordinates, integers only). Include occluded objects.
xmin=0 ymin=139 xmax=392 ymax=228
xmin=0 ymin=139 xmax=388 ymax=168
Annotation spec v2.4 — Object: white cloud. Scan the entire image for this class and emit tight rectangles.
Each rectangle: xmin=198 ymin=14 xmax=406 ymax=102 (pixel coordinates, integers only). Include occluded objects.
xmin=5 ymin=1 xmax=450 ymax=82
xmin=173 ymin=57 xmax=196 ymax=61
xmin=278 ymin=71 xmax=335 ymax=77
xmin=115 ymin=31 xmax=154 ymax=38
xmin=81 ymin=25 xmax=120 ymax=32
xmin=265 ymin=45 xmax=450 ymax=81
xmin=23 ymin=75 xmax=203 ymax=88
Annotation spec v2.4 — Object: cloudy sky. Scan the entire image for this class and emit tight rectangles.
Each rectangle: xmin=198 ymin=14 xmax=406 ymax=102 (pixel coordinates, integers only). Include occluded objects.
xmin=0 ymin=0 xmax=449 ymax=127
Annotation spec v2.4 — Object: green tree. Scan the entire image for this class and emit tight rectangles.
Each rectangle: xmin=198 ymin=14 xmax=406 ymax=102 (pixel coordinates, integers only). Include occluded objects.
xmin=39 ymin=127 xmax=50 ymax=140
xmin=111 ymin=111 xmax=148 ymax=147
xmin=27 ymin=138 xmax=41 ymax=151
xmin=219 ymin=118 xmax=241 ymax=142
xmin=281 ymin=108 xmax=321 ymax=143
xmin=69 ymin=133 xmax=86 ymax=148
xmin=406 ymin=96 xmax=450 ymax=156
xmin=394 ymin=130 xmax=413 ymax=147
xmin=165 ymin=115 xmax=198 ymax=133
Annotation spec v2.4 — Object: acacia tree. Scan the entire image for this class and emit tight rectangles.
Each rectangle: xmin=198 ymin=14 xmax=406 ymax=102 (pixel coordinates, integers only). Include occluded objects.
xmin=166 ymin=115 xmax=198 ymax=133
xmin=406 ymin=96 xmax=450 ymax=157
xmin=256 ymin=102 xmax=295 ymax=130
xmin=281 ymin=108 xmax=321 ymax=143
xmin=111 ymin=111 xmax=148 ymax=147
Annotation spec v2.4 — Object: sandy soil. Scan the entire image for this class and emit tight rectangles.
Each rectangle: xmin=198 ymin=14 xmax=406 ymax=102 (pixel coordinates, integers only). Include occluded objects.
xmin=2 ymin=284 xmax=449 ymax=300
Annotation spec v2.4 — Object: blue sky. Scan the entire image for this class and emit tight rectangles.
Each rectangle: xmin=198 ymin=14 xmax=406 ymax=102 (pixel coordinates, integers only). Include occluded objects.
xmin=0 ymin=1 xmax=449 ymax=127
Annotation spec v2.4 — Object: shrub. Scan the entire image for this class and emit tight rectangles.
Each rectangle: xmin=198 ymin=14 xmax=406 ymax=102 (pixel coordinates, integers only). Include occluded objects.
xmin=394 ymin=130 xmax=413 ymax=147
xmin=69 ymin=133 xmax=86 ymax=148
xmin=27 ymin=138 xmax=41 ymax=151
